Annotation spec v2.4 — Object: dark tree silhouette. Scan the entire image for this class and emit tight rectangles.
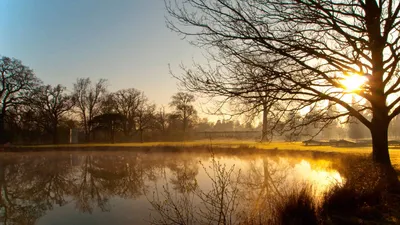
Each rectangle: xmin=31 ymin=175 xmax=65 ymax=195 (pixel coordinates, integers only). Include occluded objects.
xmin=0 ymin=56 xmax=40 ymax=143
xmin=73 ymin=78 xmax=108 ymax=142
xmin=169 ymin=92 xmax=197 ymax=139
xmin=154 ymin=106 xmax=169 ymax=134
xmin=136 ymin=98 xmax=156 ymax=143
xmin=113 ymin=88 xmax=143 ymax=137
xmin=90 ymin=113 xmax=127 ymax=143
xmin=25 ymin=84 xmax=74 ymax=144
xmin=0 ymin=154 xmax=74 ymax=224
xmin=166 ymin=0 xmax=400 ymax=167
xmin=100 ymin=93 xmax=116 ymax=114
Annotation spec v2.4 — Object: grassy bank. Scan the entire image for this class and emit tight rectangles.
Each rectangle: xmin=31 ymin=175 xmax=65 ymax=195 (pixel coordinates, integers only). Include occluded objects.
xmin=11 ymin=140 xmax=400 ymax=170
xmin=14 ymin=140 xmax=377 ymax=154
xmin=276 ymin=156 xmax=400 ymax=225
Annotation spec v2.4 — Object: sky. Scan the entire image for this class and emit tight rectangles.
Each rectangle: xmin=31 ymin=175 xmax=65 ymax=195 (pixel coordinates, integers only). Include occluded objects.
xmin=0 ymin=0 xmax=207 ymax=110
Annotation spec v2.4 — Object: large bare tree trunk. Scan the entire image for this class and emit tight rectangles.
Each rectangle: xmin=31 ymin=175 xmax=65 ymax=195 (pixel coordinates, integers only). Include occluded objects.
xmin=370 ymin=123 xmax=390 ymax=165
xmin=370 ymin=109 xmax=391 ymax=166
xmin=369 ymin=105 xmax=399 ymax=187
xmin=370 ymin=115 xmax=399 ymax=187
xmin=365 ymin=0 xmax=393 ymax=168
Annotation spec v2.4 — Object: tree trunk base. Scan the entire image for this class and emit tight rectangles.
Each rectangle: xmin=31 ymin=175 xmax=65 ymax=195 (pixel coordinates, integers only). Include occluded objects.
xmin=375 ymin=162 xmax=400 ymax=192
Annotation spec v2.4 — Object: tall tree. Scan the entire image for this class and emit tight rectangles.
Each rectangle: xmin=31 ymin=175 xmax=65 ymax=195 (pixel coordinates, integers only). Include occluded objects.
xmin=26 ymin=84 xmax=74 ymax=144
xmin=89 ymin=113 xmax=126 ymax=143
xmin=0 ymin=56 xmax=40 ymax=143
xmin=73 ymin=78 xmax=107 ymax=142
xmin=221 ymin=66 xmax=281 ymax=141
xmin=136 ymin=99 xmax=156 ymax=143
xmin=169 ymin=92 xmax=197 ymax=137
xmin=167 ymin=113 xmax=182 ymax=133
xmin=154 ymin=106 xmax=168 ymax=134
xmin=113 ymin=88 xmax=143 ymax=137
xmin=166 ymin=0 xmax=400 ymax=168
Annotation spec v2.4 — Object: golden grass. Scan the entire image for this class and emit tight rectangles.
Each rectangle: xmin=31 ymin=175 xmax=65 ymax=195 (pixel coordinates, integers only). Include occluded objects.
xmin=17 ymin=140 xmax=400 ymax=170
xmin=18 ymin=140 xmax=367 ymax=149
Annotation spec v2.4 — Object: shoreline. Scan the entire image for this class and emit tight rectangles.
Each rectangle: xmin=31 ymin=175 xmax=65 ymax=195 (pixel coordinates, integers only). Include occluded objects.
xmin=0 ymin=142 xmax=364 ymax=159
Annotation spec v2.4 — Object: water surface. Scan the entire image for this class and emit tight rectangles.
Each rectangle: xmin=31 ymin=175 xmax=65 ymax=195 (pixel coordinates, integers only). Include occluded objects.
xmin=0 ymin=151 xmax=343 ymax=224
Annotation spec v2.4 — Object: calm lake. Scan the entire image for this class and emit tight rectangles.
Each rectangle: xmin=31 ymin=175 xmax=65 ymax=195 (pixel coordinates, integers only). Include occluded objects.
xmin=0 ymin=150 xmax=343 ymax=225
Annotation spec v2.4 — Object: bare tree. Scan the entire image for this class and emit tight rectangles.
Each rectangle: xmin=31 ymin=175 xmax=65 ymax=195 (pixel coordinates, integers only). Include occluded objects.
xmin=99 ymin=93 xmax=116 ymax=114
xmin=89 ymin=113 xmax=126 ymax=143
xmin=169 ymin=92 xmax=197 ymax=137
xmin=0 ymin=56 xmax=40 ymax=143
xmin=113 ymin=88 xmax=142 ymax=137
xmin=5 ymin=104 xmax=44 ymax=143
xmin=218 ymin=66 xmax=282 ymax=142
xmin=154 ymin=106 xmax=169 ymax=133
xmin=136 ymin=95 xmax=156 ymax=142
xmin=166 ymin=0 xmax=400 ymax=168
xmin=26 ymin=84 xmax=74 ymax=144
xmin=73 ymin=78 xmax=107 ymax=142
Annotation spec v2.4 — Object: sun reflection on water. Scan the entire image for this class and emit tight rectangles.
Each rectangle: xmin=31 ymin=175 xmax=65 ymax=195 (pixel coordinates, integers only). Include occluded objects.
xmin=293 ymin=159 xmax=343 ymax=194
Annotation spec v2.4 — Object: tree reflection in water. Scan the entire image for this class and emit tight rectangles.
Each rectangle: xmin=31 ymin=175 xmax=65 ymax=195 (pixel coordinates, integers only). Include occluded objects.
xmin=149 ymin=156 xmax=343 ymax=225
xmin=0 ymin=153 xmax=74 ymax=224
xmin=237 ymin=158 xmax=291 ymax=224
xmin=0 ymin=151 xmax=342 ymax=225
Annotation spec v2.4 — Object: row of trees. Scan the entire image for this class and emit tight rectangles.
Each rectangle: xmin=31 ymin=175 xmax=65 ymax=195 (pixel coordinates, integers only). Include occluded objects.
xmin=3 ymin=55 xmax=400 ymax=145
xmin=1 ymin=56 xmax=267 ymax=144
xmin=0 ymin=55 xmax=201 ymax=144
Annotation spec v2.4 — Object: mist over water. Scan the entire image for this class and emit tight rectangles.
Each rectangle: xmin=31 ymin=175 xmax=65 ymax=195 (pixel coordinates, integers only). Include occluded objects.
xmin=0 ymin=150 xmax=342 ymax=225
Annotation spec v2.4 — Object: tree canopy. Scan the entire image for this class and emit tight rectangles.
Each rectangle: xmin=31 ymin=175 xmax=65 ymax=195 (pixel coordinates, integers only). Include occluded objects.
xmin=169 ymin=92 xmax=197 ymax=134
xmin=166 ymin=0 xmax=400 ymax=166
xmin=0 ymin=56 xmax=40 ymax=143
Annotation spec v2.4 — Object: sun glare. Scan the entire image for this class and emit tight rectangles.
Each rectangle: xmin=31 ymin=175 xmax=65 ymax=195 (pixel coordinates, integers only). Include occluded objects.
xmin=341 ymin=74 xmax=368 ymax=91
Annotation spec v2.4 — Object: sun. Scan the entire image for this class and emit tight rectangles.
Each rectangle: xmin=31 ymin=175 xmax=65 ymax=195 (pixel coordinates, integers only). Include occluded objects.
xmin=340 ymin=73 xmax=368 ymax=91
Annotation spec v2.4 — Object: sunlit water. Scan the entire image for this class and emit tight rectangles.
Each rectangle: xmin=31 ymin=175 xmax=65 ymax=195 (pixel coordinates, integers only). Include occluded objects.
xmin=0 ymin=151 xmax=343 ymax=225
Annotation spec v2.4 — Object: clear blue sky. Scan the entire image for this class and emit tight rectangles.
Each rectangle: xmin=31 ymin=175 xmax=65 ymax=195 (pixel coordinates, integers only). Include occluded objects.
xmin=0 ymin=0 xmax=204 ymax=107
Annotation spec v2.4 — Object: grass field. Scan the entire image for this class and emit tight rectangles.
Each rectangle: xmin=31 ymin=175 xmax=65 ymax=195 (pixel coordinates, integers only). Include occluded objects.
xmin=16 ymin=140 xmax=400 ymax=170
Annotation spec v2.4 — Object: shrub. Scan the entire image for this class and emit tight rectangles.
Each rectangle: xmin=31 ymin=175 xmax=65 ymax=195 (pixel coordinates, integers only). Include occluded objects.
xmin=321 ymin=155 xmax=393 ymax=223
xmin=273 ymin=186 xmax=319 ymax=225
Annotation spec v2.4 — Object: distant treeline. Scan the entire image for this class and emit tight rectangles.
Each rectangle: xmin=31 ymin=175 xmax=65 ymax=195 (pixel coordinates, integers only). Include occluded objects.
xmin=1 ymin=56 xmax=265 ymax=144
xmin=2 ymin=56 xmax=400 ymax=145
